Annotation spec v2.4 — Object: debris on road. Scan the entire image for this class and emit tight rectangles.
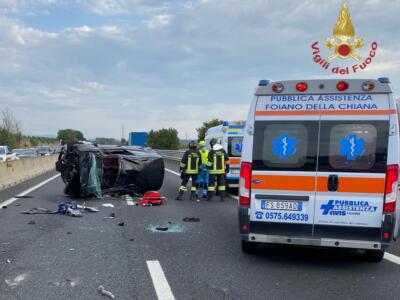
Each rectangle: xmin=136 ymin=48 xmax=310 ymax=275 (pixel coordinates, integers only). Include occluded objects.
xmin=14 ymin=203 xmax=21 ymax=207
xmin=76 ymin=204 xmax=99 ymax=212
xmin=5 ymin=273 xmax=28 ymax=288
xmin=58 ymin=202 xmax=82 ymax=217
xmin=2 ymin=206 xmax=7 ymax=209
xmin=183 ymin=217 xmax=200 ymax=222
xmin=28 ymin=220 xmax=36 ymax=225
xmin=67 ymin=232 xmax=72 ymax=235
xmin=14 ymin=195 xmax=33 ymax=199
xmin=21 ymin=208 xmax=57 ymax=214
xmin=98 ymin=285 xmax=115 ymax=299
xmin=6 ymin=259 xmax=11 ymax=264
xmin=156 ymin=226 xmax=169 ymax=231
xmin=139 ymin=191 xmax=167 ymax=206
xmin=118 ymin=222 xmax=125 ymax=226
xmin=148 ymin=223 xmax=186 ymax=233
xmin=102 ymin=203 xmax=114 ymax=208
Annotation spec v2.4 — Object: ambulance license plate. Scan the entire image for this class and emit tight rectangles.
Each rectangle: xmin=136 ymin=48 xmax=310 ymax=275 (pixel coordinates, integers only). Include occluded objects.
xmin=261 ymin=200 xmax=302 ymax=211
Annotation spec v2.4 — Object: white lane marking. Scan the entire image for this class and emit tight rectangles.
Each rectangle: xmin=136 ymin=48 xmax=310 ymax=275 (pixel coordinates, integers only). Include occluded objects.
xmin=0 ymin=174 xmax=61 ymax=208
xmin=146 ymin=260 xmax=175 ymax=300
xmin=165 ymin=168 xmax=180 ymax=176
xmin=384 ymin=252 xmax=400 ymax=265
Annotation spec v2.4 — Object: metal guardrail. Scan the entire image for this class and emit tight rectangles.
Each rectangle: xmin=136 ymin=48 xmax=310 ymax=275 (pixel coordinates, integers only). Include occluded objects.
xmin=155 ymin=150 xmax=185 ymax=161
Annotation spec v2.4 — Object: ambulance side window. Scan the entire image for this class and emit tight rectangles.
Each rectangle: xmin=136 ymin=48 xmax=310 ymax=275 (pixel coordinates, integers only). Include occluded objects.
xmin=252 ymin=121 xmax=318 ymax=171
xmin=318 ymin=121 xmax=388 ymax=173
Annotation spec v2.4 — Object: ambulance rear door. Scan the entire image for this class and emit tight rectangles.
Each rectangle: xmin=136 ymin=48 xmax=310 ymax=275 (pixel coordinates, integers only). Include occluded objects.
xmin=249 ymin=95 xmax=319 ymax=238
xmin=313 ymin=85 xmax=391 ymax=244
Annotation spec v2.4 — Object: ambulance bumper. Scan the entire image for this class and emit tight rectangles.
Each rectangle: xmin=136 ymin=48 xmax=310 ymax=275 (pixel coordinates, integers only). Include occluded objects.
xmin=246 ymin=233 xmax=385 ymax=250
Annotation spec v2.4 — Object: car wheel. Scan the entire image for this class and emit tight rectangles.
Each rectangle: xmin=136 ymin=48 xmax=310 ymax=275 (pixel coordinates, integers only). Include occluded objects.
xmin=241 ymin=240 xmax=258 ymax=254
xmin=364 ymin=249 xmax=385 ymax=262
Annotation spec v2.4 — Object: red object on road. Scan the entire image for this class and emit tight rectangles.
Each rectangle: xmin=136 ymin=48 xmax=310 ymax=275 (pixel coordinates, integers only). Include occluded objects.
xmin=139 ymin=191 xmax=167 ymax=206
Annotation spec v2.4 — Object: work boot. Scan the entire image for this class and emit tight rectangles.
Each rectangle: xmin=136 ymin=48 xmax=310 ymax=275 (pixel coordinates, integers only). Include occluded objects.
xmin=207 ymin=192 xmax=214 ymax=202
xmin=190 ymin=191 xmax=197 ymax=201
xmin=220 ymin=191 xmax=225 ymax=202
xmin=175 ymin=191 xmax=184 ymax=201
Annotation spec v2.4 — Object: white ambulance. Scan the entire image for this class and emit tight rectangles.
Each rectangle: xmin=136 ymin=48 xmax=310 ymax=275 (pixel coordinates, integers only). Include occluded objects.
xmin=239 ymin=78 xmax=399 ymax=261
xmin=205 ymin=121 xmax=245 ymax=188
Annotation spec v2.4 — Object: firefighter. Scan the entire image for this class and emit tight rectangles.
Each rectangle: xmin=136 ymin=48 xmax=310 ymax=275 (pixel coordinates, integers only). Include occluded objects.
xmin=175 ymin=141 xmax=202 ymax=201
xmin=206 ymin=139 xmax=229 ymax=202
xmin=195 ymin=140 xmax=209 ymax=198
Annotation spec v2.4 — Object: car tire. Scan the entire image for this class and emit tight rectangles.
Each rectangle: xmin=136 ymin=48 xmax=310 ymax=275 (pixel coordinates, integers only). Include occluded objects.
xmin=241 ymin=240 xmax=258 ymax=254
xmin=364 ymin=249 xmax=385 ymax=262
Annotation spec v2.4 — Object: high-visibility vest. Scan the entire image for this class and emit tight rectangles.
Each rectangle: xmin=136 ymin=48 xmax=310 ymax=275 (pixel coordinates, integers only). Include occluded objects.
xmin=179 ymin=151 xmax=201 ymax=174
xmin=199 ymin=149 xmax=209 ymax=165
xmin=208 ymin=149 xmax=228 ymax=175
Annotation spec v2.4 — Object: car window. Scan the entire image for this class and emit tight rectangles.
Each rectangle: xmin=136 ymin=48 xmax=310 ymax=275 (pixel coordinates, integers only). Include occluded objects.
xmin=0 ymin=148 xmax=5 ymax=155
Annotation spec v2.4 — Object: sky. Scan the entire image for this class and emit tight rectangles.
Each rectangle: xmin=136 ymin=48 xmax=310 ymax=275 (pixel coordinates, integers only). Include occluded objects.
xmin=0 ymin=0 xmax=399 ymax=139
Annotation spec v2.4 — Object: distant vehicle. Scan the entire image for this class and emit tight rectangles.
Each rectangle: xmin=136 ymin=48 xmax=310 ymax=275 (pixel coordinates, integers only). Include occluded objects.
xmin=0 ymin=146 xmax=17 ymax=162
xmin=239 ymin=78 xmax=399 ymax=262
xmin=205 ymin=121 xmax=245 ymax=188
xmin=12 ymin=148 xmax=38 ymax=159
xmin=128 ymin=132 xmax=148 ymax=147
xmin=36 ymin=146 xmax=51 ymax=156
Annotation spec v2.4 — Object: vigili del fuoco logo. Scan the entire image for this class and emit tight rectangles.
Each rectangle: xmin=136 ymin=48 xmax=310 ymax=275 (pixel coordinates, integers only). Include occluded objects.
xmin=311 ymin=2 xmax=378 ymax=75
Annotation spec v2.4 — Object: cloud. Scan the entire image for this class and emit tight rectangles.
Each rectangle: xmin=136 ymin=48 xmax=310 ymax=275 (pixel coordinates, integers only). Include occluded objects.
xmin=0 ymin=0 xmax=399 ymax=139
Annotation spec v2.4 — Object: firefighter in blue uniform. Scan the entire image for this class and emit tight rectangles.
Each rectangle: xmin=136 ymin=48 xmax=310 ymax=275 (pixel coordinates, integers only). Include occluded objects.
xmin=175 ymin=141 xmax=202 ymax=202
xmin=195 ymin=140 xmax=209 ymax=198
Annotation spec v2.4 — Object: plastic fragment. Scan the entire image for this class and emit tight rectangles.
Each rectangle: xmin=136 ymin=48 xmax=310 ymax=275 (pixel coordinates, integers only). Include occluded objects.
xmin=98 ymin=285 xmax=115 ymax=299
xmin=182 ymin=217 xmax=200 ymax=222
xmin=102 ymin=203 xmax=114 ymax=208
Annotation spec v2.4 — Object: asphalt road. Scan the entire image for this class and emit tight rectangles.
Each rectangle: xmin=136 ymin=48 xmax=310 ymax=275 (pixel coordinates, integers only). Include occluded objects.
xmin=1 ymin=159 xmax=400 ymax=299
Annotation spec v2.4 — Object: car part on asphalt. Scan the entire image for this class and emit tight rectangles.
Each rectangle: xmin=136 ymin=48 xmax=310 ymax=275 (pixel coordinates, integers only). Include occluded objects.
xmin=182 ymin=217 xmax=200 ymax=222
xmin=102 ymin=203 xmax=114 ymax=208
xmin=56 ymin=143 xmax=165 ymax=198
xmin=98 ymin=285 xmax=115 ymax=299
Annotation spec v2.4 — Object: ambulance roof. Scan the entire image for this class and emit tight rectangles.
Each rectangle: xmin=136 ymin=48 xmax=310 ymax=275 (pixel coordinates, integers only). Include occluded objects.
xmin=255 ymin=79 xmax=392 ymax=96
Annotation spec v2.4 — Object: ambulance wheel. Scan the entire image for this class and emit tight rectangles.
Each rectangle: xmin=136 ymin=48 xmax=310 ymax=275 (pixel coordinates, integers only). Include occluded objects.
xmin=241 ymin=240 xmax=258 ymax=254
xmin=364 ymin=249 xmax=385 ymax=262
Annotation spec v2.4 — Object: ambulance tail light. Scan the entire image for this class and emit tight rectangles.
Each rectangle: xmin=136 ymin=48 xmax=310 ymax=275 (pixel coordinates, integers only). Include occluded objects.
xmin=384 ymin=164 xmax=398 ymax=212
xmin=272 ymin=83 xmax=284 ymax=93
xmin=362 ymin=81 xmax=375 ymax=91
xmin=296 ymin=82 xmax=308 ymax=92
xmin=336 ymin=81 xmax=349 ymax=91
xmin=239 ymin=162 xmax=252 ymax=206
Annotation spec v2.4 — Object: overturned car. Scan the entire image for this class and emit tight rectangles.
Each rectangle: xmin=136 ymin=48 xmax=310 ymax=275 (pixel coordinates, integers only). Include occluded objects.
xmin=56 ymin=143 xmax=165 ymax=198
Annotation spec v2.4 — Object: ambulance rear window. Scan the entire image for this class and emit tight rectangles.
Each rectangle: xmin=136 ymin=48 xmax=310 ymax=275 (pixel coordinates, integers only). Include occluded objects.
xmin=318 ymin=121 xmax=388 ymax=173
xmin=252 ymin=121 xmax=318 ymax=171
xmin=228 ymin=137 xmax=243 ymax=157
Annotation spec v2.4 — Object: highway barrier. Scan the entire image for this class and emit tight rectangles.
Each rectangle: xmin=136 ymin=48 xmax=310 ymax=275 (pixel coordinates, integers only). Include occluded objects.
xmin=155 ymin=150 xmax=184 ymax=161
xmin=0 ymin=155 xmax=58 ymax=191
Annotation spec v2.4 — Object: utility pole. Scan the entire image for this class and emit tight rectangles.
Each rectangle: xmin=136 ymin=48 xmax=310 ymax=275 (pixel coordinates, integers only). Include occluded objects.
xmin=121 ymin=124 xmax=125 ymax=142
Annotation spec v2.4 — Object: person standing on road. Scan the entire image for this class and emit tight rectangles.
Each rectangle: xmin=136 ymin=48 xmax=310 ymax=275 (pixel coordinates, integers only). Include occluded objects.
xmin=175 ymin=141 xmax=202 ymax=202
xmin=206 ymin=139 xmax=229 ymax=202
xmin=195 ymin=140 xmax=209 ymax=199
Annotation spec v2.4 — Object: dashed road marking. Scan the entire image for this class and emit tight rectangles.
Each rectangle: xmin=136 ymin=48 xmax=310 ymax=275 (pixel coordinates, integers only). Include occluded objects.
xmin=147 ymin=260 xmax=175 ymax=300
xmin=384 ymin=252 xmax=400 ymax=265
xmin=165 ymin=168 xmax=181 ymax=176
xmin=0 ymin=174 xmax=61 ymax=208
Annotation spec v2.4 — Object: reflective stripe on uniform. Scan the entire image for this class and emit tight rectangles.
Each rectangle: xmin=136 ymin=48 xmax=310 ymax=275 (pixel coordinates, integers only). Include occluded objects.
xmin=191 ymin=186 xmax=197 ymax=191
xmin=218 ymin=185 xmax=226 ymax=191
xmin=208 ymin=186 xmax=216 ymax=191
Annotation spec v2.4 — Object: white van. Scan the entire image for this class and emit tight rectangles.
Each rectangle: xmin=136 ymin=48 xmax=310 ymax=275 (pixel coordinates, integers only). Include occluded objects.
xmin=205 ymin=121 xmax=245 ymax=188
xmin=239 ymin=78 xmax=399 ymax=261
